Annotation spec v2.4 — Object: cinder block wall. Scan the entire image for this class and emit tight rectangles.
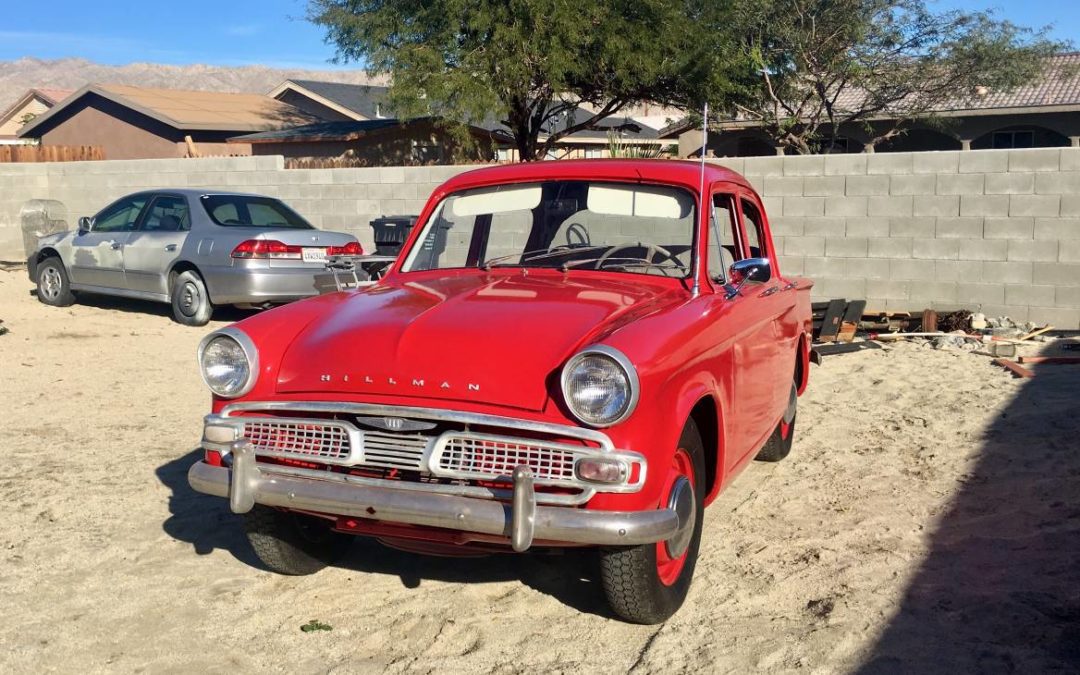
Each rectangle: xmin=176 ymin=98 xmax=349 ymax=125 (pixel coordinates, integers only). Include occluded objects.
xmin=1 ymin=149 xmax=1077 ymax=327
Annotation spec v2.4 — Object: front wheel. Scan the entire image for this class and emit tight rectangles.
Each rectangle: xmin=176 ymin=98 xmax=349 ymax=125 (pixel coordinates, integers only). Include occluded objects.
xmin=242 ymin=505 xmax=353 ymax=575
xmin=36 ymin=257 xmax=76 ymax=307
xmin=599 ymin=418 xmax=706 ymax=624
xmin=170 ymin=270 xmax=213 ymax=326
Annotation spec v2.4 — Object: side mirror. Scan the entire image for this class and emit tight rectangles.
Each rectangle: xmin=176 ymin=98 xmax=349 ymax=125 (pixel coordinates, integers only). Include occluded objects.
xmin=725 ymin=257 xmax=771 ymax=299
xmin=77 ymin=217 xmax=92 ymax=235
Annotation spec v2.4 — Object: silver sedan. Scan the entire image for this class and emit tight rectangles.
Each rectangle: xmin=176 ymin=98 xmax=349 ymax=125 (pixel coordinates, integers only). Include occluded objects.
xmin=28 ymin=189 xmax=361 ymax=326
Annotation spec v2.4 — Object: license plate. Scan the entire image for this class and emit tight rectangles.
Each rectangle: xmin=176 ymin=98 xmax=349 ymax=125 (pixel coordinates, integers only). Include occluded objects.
xmin=302 ymin=248 xmax=327 ymax=263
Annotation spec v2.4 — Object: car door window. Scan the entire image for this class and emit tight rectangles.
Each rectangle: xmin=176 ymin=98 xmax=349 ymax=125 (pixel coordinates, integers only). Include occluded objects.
xmin=740 ymin=198 xmax=766 ymax=259
xmin=141 ymin=195 xmax=190 ymax=232
xmin=93 ymin=197 xmax=149 ymax=233
xmin=708 ymin=193 xmax=741 ymax=282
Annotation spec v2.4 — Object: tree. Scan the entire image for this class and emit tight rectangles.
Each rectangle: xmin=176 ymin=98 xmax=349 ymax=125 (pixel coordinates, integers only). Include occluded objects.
xmin=726 ymin=0 xmax=1065 ymax=154
xmin=308 ymin=0 xmax=749 ymax=161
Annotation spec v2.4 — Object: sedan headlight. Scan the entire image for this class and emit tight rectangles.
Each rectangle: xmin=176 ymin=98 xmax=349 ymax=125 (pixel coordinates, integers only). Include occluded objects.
xmin=198 ymin=328 xmax=258 ymax=398
xmin=560 ymin=345 xmax=639 ymax=427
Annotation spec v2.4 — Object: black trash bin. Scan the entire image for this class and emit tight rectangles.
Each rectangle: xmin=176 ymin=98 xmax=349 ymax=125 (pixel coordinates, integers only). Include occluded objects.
xmin=370 ymin=215 xmax=419 ymax=256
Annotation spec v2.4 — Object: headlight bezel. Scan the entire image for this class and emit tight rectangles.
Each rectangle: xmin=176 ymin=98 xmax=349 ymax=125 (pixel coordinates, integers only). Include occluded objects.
xmin=560 ymin=345 xmax=640 ymax=428
xmin=197 ymin=327 xmax=259 ymax=399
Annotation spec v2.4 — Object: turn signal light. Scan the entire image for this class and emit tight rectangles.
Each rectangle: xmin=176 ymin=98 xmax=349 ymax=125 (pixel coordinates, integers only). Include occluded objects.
xmin=327 ymin=241 xmax=364 ymax=256
xmin=231 ymin=239 xmax=302 ymax=259
xmin=575 ymin=457 xmax=627 ymax=484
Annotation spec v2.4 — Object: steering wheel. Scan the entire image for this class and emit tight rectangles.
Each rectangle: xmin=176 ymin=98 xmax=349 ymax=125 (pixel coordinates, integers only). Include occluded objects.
xmin=547 ymin=222 xmax=592 ymax=253
xmin=595 ymin=243 xmax=686 ymax=276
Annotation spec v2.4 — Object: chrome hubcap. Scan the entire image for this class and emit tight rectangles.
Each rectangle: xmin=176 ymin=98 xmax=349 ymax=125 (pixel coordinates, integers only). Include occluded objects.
xmin=40 ymin=267 xmax=61 ymax=300
xmin=180 ymin=282 xmax=199 ymax=315
xmin=664 ymin=476 xmax=695 ymax=559
xmin=783 ymin=383 xmax=797 ymax=425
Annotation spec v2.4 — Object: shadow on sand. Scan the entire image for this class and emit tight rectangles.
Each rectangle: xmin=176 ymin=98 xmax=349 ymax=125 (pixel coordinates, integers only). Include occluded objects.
xmin=859 ymin=340 xmax=1080 ymax=673
xmin=29 ymin=287 xmax=255 ymax=323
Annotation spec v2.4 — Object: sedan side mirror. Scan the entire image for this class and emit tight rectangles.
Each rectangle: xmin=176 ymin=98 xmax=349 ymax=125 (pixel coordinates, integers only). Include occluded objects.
xmin=77 ymin=216 xmax=92 ymax=235
xmin=725 ymin=257 xmax=771 ymax=299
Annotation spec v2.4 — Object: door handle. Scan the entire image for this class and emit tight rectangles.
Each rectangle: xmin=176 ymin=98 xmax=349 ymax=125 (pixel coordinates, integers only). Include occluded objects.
xmin=165 ymin=244 xmax=177 ymax=252
xmin=759 ymin=286 xmax=779 ymax=297
xmin=782 ymin=281 xmax=799 ymax=291
xmin=110 ymin=242 xmax=123 ymax=250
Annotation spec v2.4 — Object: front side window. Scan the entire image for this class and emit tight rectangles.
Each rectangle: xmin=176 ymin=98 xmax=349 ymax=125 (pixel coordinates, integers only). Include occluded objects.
xmin=740 ymin=198 xmax=766 ymax=259
xmin=93 ymin=196 xmax=149 ymax=233
xmin=200 ymin=195 xmax=313 ymax=229
xmin=708 ymin=193 xmax=740 ymax=282
xmin=401 ymin=180 xmax=696 ymax=279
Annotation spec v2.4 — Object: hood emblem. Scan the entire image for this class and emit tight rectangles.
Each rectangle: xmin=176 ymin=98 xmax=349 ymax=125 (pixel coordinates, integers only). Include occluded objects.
xmin=355 ymin=416 xmax=437 ymax=432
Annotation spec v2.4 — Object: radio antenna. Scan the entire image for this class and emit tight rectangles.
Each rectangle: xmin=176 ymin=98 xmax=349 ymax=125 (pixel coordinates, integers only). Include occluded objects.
xmin=692 ymin=102 xmax=708 ymax=296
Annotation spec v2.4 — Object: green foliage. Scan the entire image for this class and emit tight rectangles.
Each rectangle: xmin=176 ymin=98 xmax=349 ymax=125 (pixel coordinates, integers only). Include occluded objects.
xmin=300 ymin=619 xmax=333 ymax=632
xmin=606 ymin=131 xmax=671 ymax=159
xmin=308 ymin=0 xmax=749 ymax=160
xmin=726 ymin=0 xmax=1067 ymax=154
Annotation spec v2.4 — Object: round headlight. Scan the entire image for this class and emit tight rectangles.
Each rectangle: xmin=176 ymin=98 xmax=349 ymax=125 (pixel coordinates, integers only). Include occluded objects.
xmin=561 ymin=346 xmax=639 ymax=427
xmin=198 ymin=329 xmax=257 ymax=398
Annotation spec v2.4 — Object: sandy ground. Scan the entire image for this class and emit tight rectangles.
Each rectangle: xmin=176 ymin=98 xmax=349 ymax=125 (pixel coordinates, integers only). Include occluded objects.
xmin=0 ymin=267 xmax=1077 ymax=674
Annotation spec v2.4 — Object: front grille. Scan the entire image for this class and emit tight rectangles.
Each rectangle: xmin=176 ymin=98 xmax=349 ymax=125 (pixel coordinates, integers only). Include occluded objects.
xmin=243 ymin=419 xmax=351 ymax=461
xmin=361 ymin=431 xmax=430 ymax=470
xmin=436 ymin=435 xmax=578 ymax=483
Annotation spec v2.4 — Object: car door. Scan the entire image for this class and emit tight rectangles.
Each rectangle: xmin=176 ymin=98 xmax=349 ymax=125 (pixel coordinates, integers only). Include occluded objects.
xmin=69 ymin=195 xmax=148 ymax=289
xmin=123 ymin=194 xmax=191 ymax=296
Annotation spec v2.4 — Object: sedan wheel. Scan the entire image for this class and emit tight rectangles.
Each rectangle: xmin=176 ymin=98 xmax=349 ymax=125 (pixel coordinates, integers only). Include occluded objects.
xmin=36 ymin=257 xmax=76 ymax=307
xmin=170 ymin=270 xmax=213 ymax=326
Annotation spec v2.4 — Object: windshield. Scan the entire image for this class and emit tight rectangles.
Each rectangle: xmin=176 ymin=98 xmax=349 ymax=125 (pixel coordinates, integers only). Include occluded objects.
xmin=201 ymin=195 xmax=314 ymax=229
xmin=400 ymin=180 xmax=696 ymax=278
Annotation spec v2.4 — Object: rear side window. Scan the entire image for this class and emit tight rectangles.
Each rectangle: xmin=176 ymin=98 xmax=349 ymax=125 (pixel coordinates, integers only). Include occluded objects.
xmin=200 ymin=195 xmax=313 ymax=229
xmin=142 ymin=195 xmax=190 ymax=232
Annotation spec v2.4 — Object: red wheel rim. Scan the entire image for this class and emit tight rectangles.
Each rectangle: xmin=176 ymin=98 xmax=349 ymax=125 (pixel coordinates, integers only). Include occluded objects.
xmin=655 ymin=447 xmax=695 ymax=586
xmin=780 ymin=418 xmax=792 ymax=440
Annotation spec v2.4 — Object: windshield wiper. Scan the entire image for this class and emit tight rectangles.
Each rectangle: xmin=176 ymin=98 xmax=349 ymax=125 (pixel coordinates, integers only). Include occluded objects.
xmin=483 ymin=245 xmax=608 ymax=270
xmin=561 ymin=257 xmax=686 ymax=276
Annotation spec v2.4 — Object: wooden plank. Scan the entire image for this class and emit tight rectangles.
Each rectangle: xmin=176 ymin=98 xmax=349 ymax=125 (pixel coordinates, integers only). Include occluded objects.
xmin=837 ymin=300 xmax=866 ymax=343
xmin=812 ymin=341 xmax=883 ymax=356
xmin=816 ymin=299 xmax=846 ymax=342
xmin=1018 ymin=356 xmax=1080 ymax=365
xmin=992 ymin=358 xmax=1035 ymax=378
xmin=1019 ymin=325 xmax=1054 ymax=341
xmin=921 ymin=309 xmax=938 ymax=333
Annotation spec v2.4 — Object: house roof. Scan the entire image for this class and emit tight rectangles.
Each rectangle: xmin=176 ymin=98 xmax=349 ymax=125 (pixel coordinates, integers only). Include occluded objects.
xmin=543 ymin=108 xmax=662 ymax=141
xmin=0 ymin=88 xmax=75 ymax=132
xmin=269 ymin=79 xmax=390 ymax=120
xmin=18 ymin=83 xmax=314 ymax=137
xmin=34 ymin=88 xmax=74 ymax=105
xmin=228 ymin=117 xmax=509 ymax=144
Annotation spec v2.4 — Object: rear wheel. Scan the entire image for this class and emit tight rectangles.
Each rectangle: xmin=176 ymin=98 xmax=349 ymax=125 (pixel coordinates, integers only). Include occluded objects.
xmin=599 ymin=419 xmax=706 ymax=624
xmin=36 ymin=257 xmax=75 ymax=307
xmin=242 ymin=505 xmax=353 ymax=575
xmin=755 ymin=380 xmax=798 ymax=462
xmin=170 ymin=270 xmax=213 ymax=326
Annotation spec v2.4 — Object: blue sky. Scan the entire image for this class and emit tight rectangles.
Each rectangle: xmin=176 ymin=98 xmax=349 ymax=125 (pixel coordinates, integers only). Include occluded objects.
xmin=0 ymin=1 xmax=1076 ymax=68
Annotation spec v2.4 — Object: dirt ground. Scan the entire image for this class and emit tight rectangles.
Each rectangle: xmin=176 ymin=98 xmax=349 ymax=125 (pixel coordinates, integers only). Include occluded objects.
xmin=1 ymin=267 xmax=1077 ymax=674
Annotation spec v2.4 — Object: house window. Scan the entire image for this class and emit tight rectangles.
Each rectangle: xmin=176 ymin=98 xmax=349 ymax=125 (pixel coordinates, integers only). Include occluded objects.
xmin=584 ymin=147 xmax=604 ymax=159
xmin=497 ymin=148 xmax=511 ymax=162
xmin=993 ymin=130 xmax=1035 ymax=149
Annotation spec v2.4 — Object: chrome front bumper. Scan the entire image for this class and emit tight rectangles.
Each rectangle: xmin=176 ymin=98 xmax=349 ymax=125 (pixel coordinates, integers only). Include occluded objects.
xmin=188 ymin=441 xmax=681 ymax=552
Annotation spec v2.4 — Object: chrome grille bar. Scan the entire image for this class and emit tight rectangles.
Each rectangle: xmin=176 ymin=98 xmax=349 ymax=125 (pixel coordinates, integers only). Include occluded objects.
xmin=360 ymin=431 xmax=431 ymax=470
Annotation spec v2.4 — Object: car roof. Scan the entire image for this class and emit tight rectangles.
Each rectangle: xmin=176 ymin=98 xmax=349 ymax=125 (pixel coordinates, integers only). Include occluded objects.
xmin=123 ymin=188 xmax=275 ymax=200
xmin=438 ymin=159 xmax=753 ymax=194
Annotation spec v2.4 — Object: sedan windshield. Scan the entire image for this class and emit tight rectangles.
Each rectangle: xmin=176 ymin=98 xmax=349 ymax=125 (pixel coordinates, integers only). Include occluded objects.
xmin=201 ymin=195 xmax=313 ymax=229
xmin=400 ymin=180 xmax=696 ymax=278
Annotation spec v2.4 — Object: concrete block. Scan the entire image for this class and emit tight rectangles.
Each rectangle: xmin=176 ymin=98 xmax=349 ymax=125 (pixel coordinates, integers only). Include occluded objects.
xmin=889 ymin=174 xmax=936 ymax=195
xmin=1008 ymin=148 xmax=1061 ymax=172
xmin=1028 ymin=306 xmax=1080 ymax=328
xmin=912 ymin=152 xmax=960 ymax=174
xmin=782 ymin=236 xmax=825 ymax=257
xmin=1033 ymin=263 xmax=1080 ymax=286
xmin=960 ymin=194 xmax=1009 ymax=217
xmin=935 ymin=217 xmax=983 ymax=239
xmin=825 ymin=237 xmax=869 ymax=258
xmin=841 ymin=258 xmax=889 ymax=280
xmin=866 ymin=279 xmax=911 ymax=300
xmin=1034 ymin=172 xmax=1080 ymax=195
xmin=802 ymin=257 xmax=830 ymax=277
xmin=1060 ymin=195 xmax=1080 ymax=217
xmin=956 ymin=282 xmax=1006 ymax=305
xmin=379 ymin=167 xmax=406 ymax=183
xmin=908 ymin=281 xmax=957 ymax=304
xmin=1009 ymin=194 xmax=1060 ymax=217
xmin=777 ymin=256 xmax=804 ymax=275
xmin=816 ymin=276 xmax=868 ymax=299
xmin=958 ymin=150 xmax=1009 ymax=174
xmin=913 ymin=195 xmax=960 ymax=217
xmin=743 ymin=175 xmax=766 ymax=192
xmin=892 ymin=252 xmax=944 ymax=281
xmin=824 ymin=196 xmax=868 ymax=217
xmin=867 ymin=153 xmax=913 ymax=175
xmin=741 ymin=156 xmax=785 ymax=176
xmin=708 ymin=158 xmax=745 ymax=174
xmin=823 ymin=154 xmax=867 ymax=176
xmin=762 ymin=196 xmax=784 ymax=217
xmin=958 ymin=239 xmax=1008 ymax=261
xmin=803 ymin=217 xmax=846 ymax=237
xmin=783 ymin=196 xmax=825 ymax=217
xmin=1059 ymin=148 xmax=1080 ymax=171
xmin=770 ymin=216 xmax=805 ymax=237
xmin=845 ymin=217 xmax=890 ymax=237
xmin=1034 ymin=217 xmax=1080 ymax=240
xmin=890 ymin=217 xmax=936 ymax=238
xmin=913 ymin=238 xmax=960 ymax=260
xmin=936 ymin=173 xmax=984 ymax=195
xmin=983 ymin=217 xmax=1034 ymax=240
xmin=869 ymin=237 xmax=913 ymax=259
xmin=1008 ymin=240 xmax=1059 ymax=262
xmin=935 ymin=260 xmax=983 ymax=282
xmin=1004 ymin=284 xmax=1056 ymax=307
xmin=764 ymin=176 xmax=804 ymax=196
xmin=846 ymin=175 xmax=890 ymax=196
xmin=802 ymin=176 xmax=846 ymax=196
xmin=979 ymin=305 xmax=1030 ymax=322
xmin=984 ymin=173 xmax=1034 ymax=195
xmin=782 ymin=155 xmax=825 ymax=176
xmin=308 ymin=169 xmax=333 ymax=185
xmin=868 ymin=195 xmax=914 ymax=217
xmin=1055 ymin=287 xmax=1080 ymax=308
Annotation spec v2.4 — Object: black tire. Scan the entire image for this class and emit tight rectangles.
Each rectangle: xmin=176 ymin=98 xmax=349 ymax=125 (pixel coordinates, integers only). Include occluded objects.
xmin=36 ymin=256 xmax=76 ymax=307
xmin=170 ymin=270 xmax=213 ymax=326
xmin=242 ymin=505 xmax=353 ymax=575
xmin=599 ymin=418 xmax=706 ymax=624
xmin=755 ymin=380 xmax=798 ymax=462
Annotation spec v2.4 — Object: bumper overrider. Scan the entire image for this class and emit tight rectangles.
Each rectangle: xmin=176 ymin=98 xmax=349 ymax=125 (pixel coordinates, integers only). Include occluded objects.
xmin=186 ymin=403 xmax=686 ymax=552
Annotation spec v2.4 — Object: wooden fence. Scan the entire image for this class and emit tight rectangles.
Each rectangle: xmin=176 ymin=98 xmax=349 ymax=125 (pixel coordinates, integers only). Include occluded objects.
xmin=0 ymin=145 xmax=104 ymax=163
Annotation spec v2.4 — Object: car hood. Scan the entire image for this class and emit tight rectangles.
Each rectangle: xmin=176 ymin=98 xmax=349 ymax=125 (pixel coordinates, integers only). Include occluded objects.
xmin=275 ymin=272 xmax=683 ymax=411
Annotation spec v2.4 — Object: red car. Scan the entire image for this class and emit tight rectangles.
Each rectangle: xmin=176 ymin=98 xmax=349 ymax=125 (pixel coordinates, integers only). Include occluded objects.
xmin=188 ymin=159 xmax=813 ymax=624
